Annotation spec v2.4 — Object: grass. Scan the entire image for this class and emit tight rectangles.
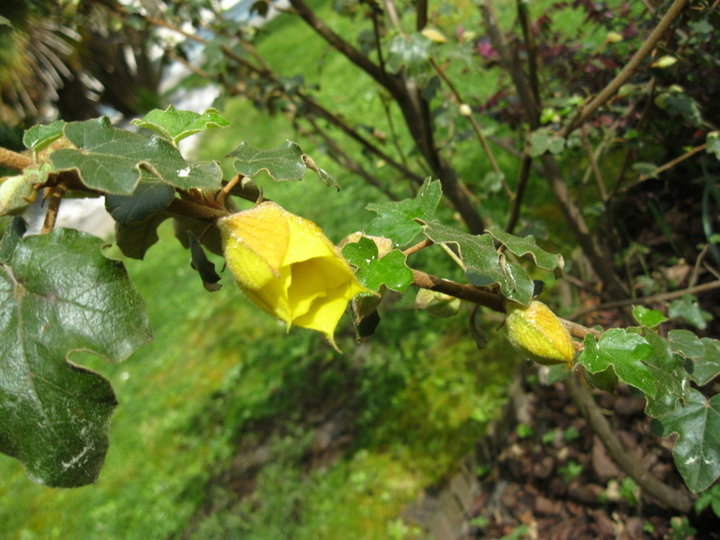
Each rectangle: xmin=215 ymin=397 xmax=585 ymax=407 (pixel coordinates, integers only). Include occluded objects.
xmin=2 ymin=2 xmax=522 ymax=537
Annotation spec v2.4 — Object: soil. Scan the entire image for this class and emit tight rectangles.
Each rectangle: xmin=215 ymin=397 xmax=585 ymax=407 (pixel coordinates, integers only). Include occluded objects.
xmin=462 ymin=375 xmax=720 ymax=540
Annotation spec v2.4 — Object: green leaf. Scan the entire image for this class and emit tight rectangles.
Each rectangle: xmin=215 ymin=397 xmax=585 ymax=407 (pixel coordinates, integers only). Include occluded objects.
xmin=49 ymin=118 xmax=222 ymax=194
xmin=342 ymin=236 xmax=413 ymax=293
xmin=422 ymin=221 xmax=534 ymax=305
xmin=578 ymin=329 xmax=656 ymax=397
xmin=105 ymin=175 xmax=175 ymax=225
xmin=528 ymin=127 xmax=565 ymax=157
xmin=386 ymin=33 xmax=431 ymax=74
xmin=707 ymin=132 xmax=720 ymax=161
xmin=669 ymin=294 xmax=712 ymax=330
xmin=485 ymin=225 xmax=564 ymax=276
xmin=0 ymin=226 xmax=151 ymax=487
xmin=365 ymin=178 xmax=441 ymax=246
xmin=131 ymin=106 xmax=229 ymax=145
xmin=632 ymin=305 xmax=668 ymax=328
xmin=652 ymin=389 xmax=720 ymax=493
xmin=115 ymin=212 xmax=170 ymax=260
xmin=23 ymin=120 xmax=65 ymax=152
xmin=643 ymin=331 xmax=690 ymax=417
xmin=669 ymin=329 xmax=720 ymax=385
xmin=228 ymin=140 xmax=308 ymax=182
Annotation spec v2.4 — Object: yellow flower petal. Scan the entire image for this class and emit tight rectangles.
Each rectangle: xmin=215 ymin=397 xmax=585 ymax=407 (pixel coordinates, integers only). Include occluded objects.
xmin=218 ymin=201 xmax=368 ymax=345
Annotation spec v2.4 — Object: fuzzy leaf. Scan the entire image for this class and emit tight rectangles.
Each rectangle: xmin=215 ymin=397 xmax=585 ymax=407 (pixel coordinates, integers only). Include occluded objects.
xmin=485 ymin=225 xmax=564 ymax=276
xmin=0 ymin=224 xmax=151 ymax=487
xmin=105 ymin=173 xmax=175 ymax=226
xmin=115 ymin=212 xmax=170 ymax=260
xmin=365 ymin=178 xmax=441 ymax=246
xmin=422 ymin=221 xmax=534 ymax=305
xmin=578 ymin=329 xmax=656 ymax=397
xmin=49 ymin=117 xmax=222 ymax=194
xmin=228 ymin=141 xmax=306 ymax=181
xmin=23 ymin=121 xmax=65 ymax=152
xmin=131 ymin=106 xmax=229 ymax=145
xmin=652 ymin=389 xmax=720 ymax=493
xmin=342 ymin=236 xmax=413 ymax=293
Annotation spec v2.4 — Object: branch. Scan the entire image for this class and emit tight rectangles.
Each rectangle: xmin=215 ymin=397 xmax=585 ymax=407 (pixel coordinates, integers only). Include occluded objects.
xmin=564 ymin=373 xmax=692 ymax=512
xmin=0 ymin=147 xmax=33 ymax=171
xmin=560 ymin=0 xmax=689 ymax=137
xmin=412 ymin=268 xmax=505 ymax=312
xmin=570 ymin=279 xmax=720 ymax=319
xmin=288 ymin=0 xmax=392 ymax=91
xmin=505 ymin=154 xmax=532 ymax=233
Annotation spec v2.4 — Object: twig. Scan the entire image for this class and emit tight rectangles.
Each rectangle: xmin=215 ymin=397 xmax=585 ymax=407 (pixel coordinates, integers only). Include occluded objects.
xmin=402 ymin=238 xmax=433 ymax=256
xmin=411 ymin=268 xmax=505 ymax=312
xmin=570 ymin=279 xmax=720 ymax=319
xmin=505 ymin=154 xmax=532 ymax=233
xmin=636 ymin=143 xmax=707 ymax=184
xmin=429 ymin=58 xmax=508 ymax=196
xmin=0 ymin=147 xmax=33 ymax=171
xmin=560 ymin=0 xmax=689 ymax=137
xmin=41 ymin=183 xmax=68 ymax=233
xmin=581 ymin=125 xmax=608 ymax=201
xmin=564 ymin=373 xmax=692 ymax=512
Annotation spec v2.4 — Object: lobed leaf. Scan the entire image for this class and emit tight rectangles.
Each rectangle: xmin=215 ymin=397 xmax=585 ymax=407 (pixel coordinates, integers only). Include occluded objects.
xmin=632 ymin=305 xmax=668 ymax=328
xmin=342 ymin=236 xmax=413 ymax=293
xmin=229 ymin=140 xmax=317 ymax=182
xmin=643 ymin=331 xmax=690 ymax=417
xmin=652 ymin=389 xmax=720 ymax=493
xmin=422 ymin=221 xmax=534 ymax=305
xmin=668 ymin=329 xmax=720 ymax=386
xmin=578 ymin=329 xmax=656 ymax=397
xmin=23 ymin=121 xmax=65 ymax=152
xmin=0 ymin=222 xmax=151 ymax=486
xmin=485 ymin=224 xmax=564 ymax=276
xmin=49 ymin=117 xmax=222 ymax=194
xmin=131 ymin=106 xmax=229 ymax=145
xmin=365 ymin=178 xmax=441 ymax=246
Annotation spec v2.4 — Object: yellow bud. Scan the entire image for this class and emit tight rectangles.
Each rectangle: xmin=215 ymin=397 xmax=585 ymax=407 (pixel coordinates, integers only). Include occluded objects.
xmin=218 ymin=202 xmax=367 ymax=347
xmin=504 ymin=300 xmax=574 ymax=366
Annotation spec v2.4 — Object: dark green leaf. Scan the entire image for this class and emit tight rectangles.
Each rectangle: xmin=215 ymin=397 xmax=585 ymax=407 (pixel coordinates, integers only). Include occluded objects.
xmin=578 ymin=329 xmax=656 ymax=397
xmin=228 ymin=140 xmax=307 ymax=181
xmin=131 ymin=106 xmax=229 ymax=145
xmin=115 ymin=212 xmax=170 ymax=260
xmin=485 ymin=225 xmax=564 ymax=276
xmin=365 ymin=178 xmax=441 ymax=246
xmin=652 ymin=389 xmax=720 ymax=493
xmin=50 ymin=118 xmax=222 ymax=194
xmin=423 ymin=221 xmax=534 ymax=305
xmin=23 ymin=121 xmax=65 ymax=152
xmin=632 ymin=305 xmax=668 ymax=328
xmin=105 ymin=175 xmax=175 ymax=225
xmin=0 ymin=227 xmax=151 ymax=487
xmin=342 ymin=236 xmax=413 ymax=293
xmin=187 ymin=231 xmax=221 ymax=292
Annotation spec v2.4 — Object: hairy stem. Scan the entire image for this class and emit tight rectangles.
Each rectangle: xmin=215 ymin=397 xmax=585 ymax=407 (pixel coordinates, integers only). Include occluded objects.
xmin=0 ymin=147 xmax=33 ymax=171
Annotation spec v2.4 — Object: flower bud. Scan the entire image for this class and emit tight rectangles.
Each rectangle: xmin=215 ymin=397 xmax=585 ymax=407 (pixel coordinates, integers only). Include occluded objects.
xmin=218 ymin=202 xmax=367 ymax=347
xmin=504 ymin=300 xmax=574 ymax=366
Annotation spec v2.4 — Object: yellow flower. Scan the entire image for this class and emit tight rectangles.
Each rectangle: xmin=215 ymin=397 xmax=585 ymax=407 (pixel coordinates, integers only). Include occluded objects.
xmin=218 ymin=201 xmax=367 ymax=347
